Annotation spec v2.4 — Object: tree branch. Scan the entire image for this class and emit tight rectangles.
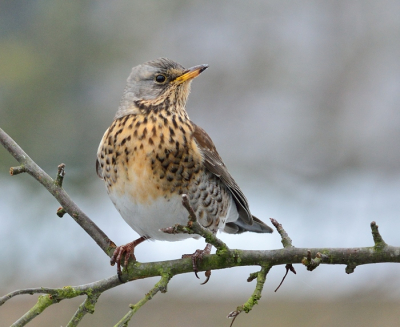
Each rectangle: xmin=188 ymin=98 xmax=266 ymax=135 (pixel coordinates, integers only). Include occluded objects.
xmin=114 ymin=273 xmax=172 ymax=327
xmin=2 ymin=242 xmax=400 ymax=309
xmin=11 ymin=294 xmax=56 ymax=327
xmin=161 ymin=194 xmax=229 ymax=253
xmin=66 ymin=293 xmax=100 ymax=327
xmin=2 ymin=237 xmax=400 ymax=325
xmin=2 ymin=127 xmax=400 ymax=326
xmin=228 ymin=265 xmax=271 ymax=326
xmin=0 ymin=128 xmax=115 ymax=257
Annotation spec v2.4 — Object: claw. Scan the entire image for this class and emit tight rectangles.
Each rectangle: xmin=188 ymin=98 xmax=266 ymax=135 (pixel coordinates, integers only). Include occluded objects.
xmin=201 ymin=270 xmax=211 ymax=285
xmin=182 ymin=243 xmax=212 ymax=284
xmin=110 ymin=243 xmax=135 ymax=281
xmin=110 ymin=236 xmax=147 ymax=281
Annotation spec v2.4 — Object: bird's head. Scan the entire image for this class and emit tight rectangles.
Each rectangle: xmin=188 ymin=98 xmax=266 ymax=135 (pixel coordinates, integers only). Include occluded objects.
xmin=115 ymin=58 xmax=208 ymax=119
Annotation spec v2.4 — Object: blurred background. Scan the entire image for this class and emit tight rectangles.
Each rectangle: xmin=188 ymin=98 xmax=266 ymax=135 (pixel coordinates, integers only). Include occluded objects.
xmin=1 ymin=1 xmax=400 ymax=326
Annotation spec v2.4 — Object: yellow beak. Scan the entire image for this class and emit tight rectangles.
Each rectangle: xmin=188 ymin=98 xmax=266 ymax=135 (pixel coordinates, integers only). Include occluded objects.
xmin=175 ymin=64 xmax=208 ymax=83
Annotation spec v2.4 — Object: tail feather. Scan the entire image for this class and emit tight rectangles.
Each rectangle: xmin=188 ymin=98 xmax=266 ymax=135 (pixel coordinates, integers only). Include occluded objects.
xmin=224 ymin=215 xmax=273 ymax=234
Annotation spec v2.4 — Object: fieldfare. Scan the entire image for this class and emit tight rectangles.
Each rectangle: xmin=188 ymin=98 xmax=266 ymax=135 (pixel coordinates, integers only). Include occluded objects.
xmin=96 ymin=58 xmax=273 ymax=280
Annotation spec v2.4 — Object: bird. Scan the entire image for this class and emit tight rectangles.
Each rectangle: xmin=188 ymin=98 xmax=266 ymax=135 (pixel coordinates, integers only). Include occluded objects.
xmin=96 ymin=58 xmax=273 ymax=281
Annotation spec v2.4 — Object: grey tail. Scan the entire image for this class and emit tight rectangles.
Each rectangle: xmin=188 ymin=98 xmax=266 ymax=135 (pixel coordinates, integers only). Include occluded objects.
xmin=224 ymin=215 xmax=274 ymax=234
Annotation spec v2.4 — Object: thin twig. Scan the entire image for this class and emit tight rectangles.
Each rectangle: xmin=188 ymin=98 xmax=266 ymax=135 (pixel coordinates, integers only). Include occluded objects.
xmin=1 ymin=276 xmax=121 ymax=307
xmin=228 ymin=265 xmax=271 ymax=326
xmin=0 ymin=128 xmax=115 ymax=257
xmin=270 ymin=218 xmax=296 ymax=291
xmin=6 ymin=277 xmax=121 ymax=326
xmin=9 ymin=165 xmax=26 ymax=176
xmin=0 ymin=288 xmax=59 ymax=306
xmin=55 ymin=163 xmax=66 ymax=187
xmin=66 ymin=294 xmax=100 ymax=327
xmin=270 ymin=218 xmax=293 ymax=248
xmin=181 ymin=194 xmax=197 ymax=223
xmin=11 ymin=294 xmax=55 ymax=327
xmin=114 ymin=274 xmax=172 ymax=327
xmin=370 ymin=221 xmax=387 ymax=250
xmin=274 ymin=264 xmax=296 ymax=292
xmin=182 ymin=194 xmax=229 ymax=252
xmin=161 ymin=195 xmax=229 ymax=253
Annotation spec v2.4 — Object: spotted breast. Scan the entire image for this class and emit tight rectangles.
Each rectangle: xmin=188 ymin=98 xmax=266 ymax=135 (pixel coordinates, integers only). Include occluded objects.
xmin=97 ymin=108 xmax=238 ymax=241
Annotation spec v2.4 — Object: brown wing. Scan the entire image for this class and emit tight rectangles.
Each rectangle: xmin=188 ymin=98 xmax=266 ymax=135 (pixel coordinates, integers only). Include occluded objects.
xmin=192 ymin=122 xmax=253 ymax=225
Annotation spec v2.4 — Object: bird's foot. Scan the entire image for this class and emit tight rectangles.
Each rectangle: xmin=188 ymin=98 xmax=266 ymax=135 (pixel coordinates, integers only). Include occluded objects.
xmin=182 ymin=243 xmax=212 ymax=284
xmin=110 ymin=236 xmax=147 ymax=281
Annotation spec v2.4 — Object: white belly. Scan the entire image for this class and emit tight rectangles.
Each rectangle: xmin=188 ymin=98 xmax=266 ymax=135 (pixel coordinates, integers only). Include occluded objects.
xmin=107 ymin=184 xmax=239 ymax=241
xmin=108 ymin=189 xmax=200 ymax=241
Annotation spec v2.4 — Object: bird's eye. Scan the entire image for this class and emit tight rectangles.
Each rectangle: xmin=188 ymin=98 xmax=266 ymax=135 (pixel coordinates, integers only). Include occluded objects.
xmin=155 ymin=74 xmax=166 ymax=83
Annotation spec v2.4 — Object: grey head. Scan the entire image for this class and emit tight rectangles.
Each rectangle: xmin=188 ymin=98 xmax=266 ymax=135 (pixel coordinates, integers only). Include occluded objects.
xmin=115 ymin=58 xmax=208 ymax=119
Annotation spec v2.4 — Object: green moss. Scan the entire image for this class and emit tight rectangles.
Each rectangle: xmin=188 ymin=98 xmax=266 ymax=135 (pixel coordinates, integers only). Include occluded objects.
xmin=36 ymin=294 xmax=53 ymax=311
xmin=84 ymin=298 xmax=96 ymax=314
xmin=242 ymin=294 xmax=261 ymax=313
xmin=215 ymin=247 xmax=229 ymax=256
xmin=374 ymin=242 xmax=386 ymax=252
xmin=222 ymin=249 xmax=242 ymax=265
xmin=85 ymin=287 xmax=94 ymax=298
xmin=157 ymin=267 xmax=172 ymax=278
xmin=26 ymin=294 xmax=54 ymax=317
xmin=59 ymin=286 xmax=82 ymax=298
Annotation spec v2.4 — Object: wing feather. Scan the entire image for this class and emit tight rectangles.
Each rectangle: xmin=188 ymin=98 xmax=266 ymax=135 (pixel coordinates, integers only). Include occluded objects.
xmin=192 ymin=123 xmax=253 ymax=225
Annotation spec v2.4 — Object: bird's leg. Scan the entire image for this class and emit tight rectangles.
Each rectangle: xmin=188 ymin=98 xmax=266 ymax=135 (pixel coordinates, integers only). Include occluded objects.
xmin=111 ymin=236 xmax=147 ymax=279
xmin=182 ymin=243 xmax=212 ymax=284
